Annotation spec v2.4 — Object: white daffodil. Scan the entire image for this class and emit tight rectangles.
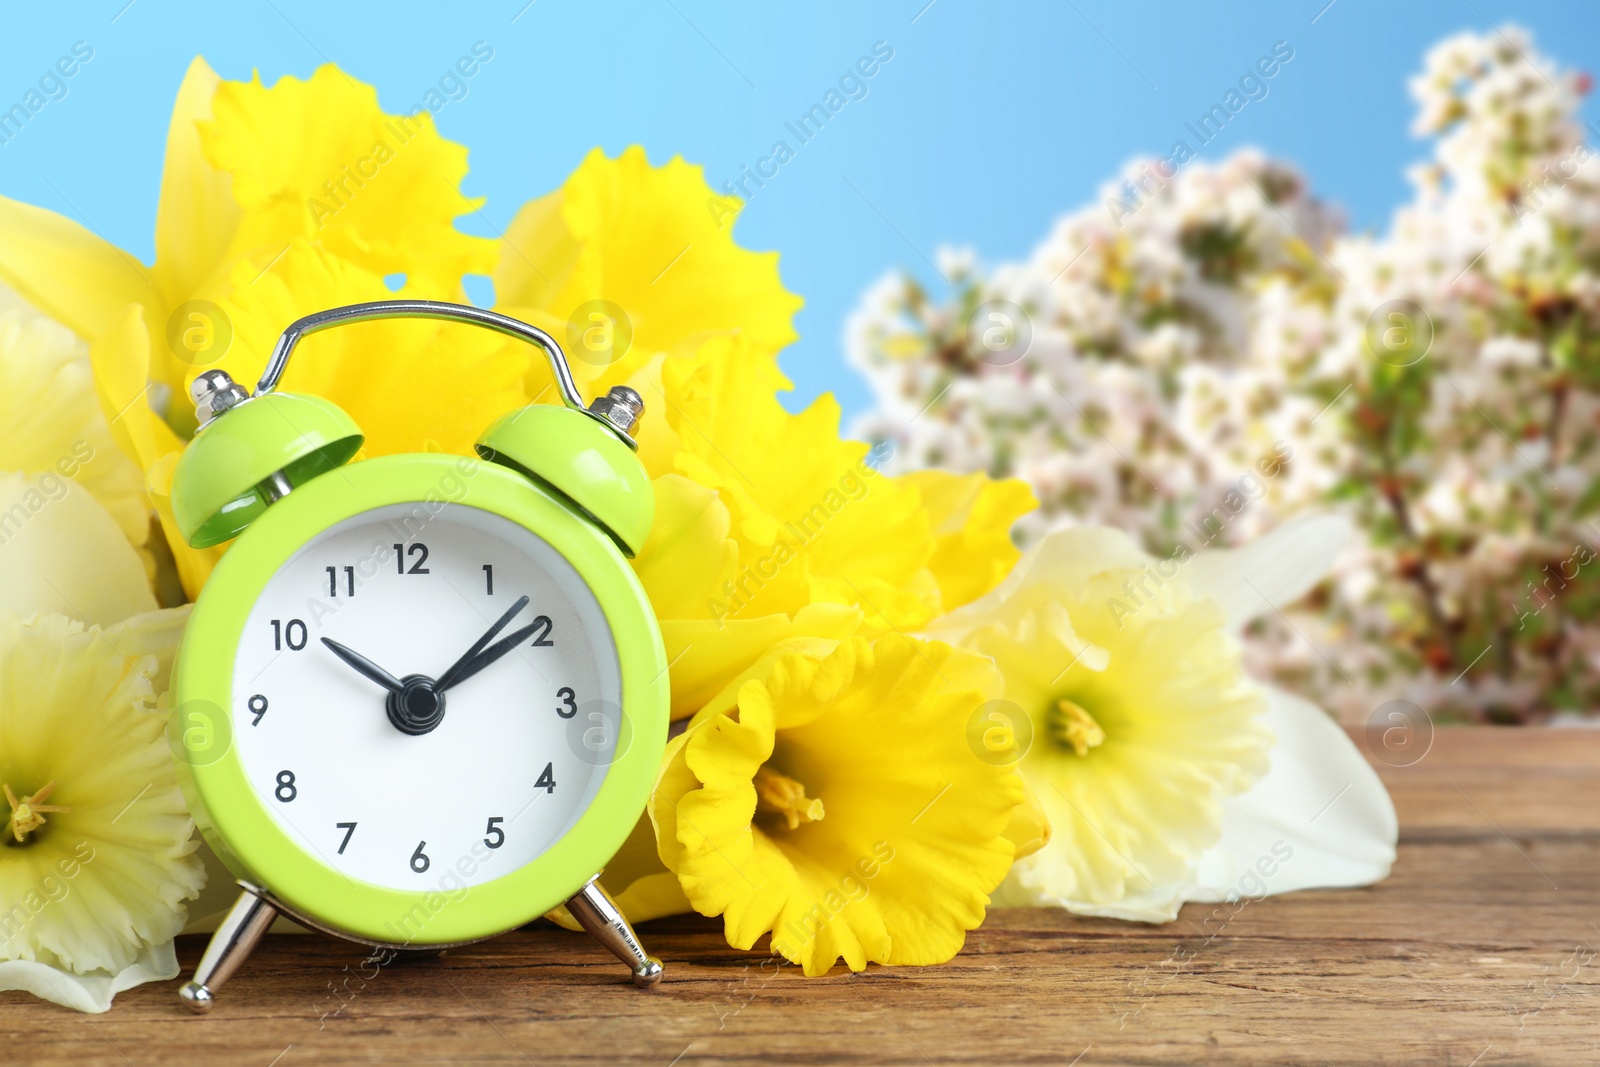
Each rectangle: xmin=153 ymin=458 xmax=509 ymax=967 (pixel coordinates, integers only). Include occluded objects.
xmin=928 ymin=514 xmax=1396 ymax=921
xmin=0 ymin=611 xmax=203 ymax=1013
xmin=0 ymin=289 xmax=208 ymax=1012
xmin=0 ymin=302 xmax=148 ymax=552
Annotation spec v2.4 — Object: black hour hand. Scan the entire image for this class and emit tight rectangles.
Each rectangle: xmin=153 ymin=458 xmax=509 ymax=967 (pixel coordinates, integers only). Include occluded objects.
xmin=321 ymin=638 xmax=405 ymax=693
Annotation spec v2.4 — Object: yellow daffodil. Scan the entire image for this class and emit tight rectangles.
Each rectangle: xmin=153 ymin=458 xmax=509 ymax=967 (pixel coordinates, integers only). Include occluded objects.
xmin=627 ymin=333 xmax=1034 ymax=716
xmin=650 ymin=634 xmax=1026 ymax=975
xmin=0 ymin=60 xmax=492 ymax=429
xmin=902 ymin=469 xmax=1040 ymax=610
xmin=201 ymin=65 xmax=494 ymax=295
xmin=0 ymin=610 xmax=201 ymax=1013
xmin=0 ymin=59 xmax=509 ymax=597
xmin=0 ymin=58 xmax=832 ymax=621
xmin=930 ymin=515 xmax=1397 ymax=921
xmin=498 ymin=146 xmax=802 ymax=398
xmin=660 ymin=334 xmax=936 ymax=624
xmin=89 ymin=305 xmax=218 ymax=597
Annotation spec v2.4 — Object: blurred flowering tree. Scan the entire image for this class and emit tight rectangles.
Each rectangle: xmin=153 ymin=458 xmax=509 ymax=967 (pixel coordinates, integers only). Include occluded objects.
xmin=850 ymin=27 xmax=1600 ymax=723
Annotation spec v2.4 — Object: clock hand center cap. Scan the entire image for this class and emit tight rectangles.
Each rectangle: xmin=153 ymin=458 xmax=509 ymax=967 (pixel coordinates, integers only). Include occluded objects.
xmin=386 ymin=675 xmax=446 ymax=736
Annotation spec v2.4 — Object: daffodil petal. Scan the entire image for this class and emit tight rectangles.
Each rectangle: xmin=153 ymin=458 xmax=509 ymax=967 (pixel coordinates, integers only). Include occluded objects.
xmin=0 ymin=305 xmax=149 ymax=547
xmin=493 ymin=189 xmax=573 ymax=314
xmin=102 ymin=605 xmax=190 ymax=689
xmin=0 ymin=939 xmax=177 ymax=1014
xmin=900 ymin=469 xmax=1036 ymax=611
xmin=0 ymin=195 xmax=158 ymax=343
xmin=766 ymin=638 xmax=1018 ymax=970
xmin=1066 ymin=882 xmax=1192 ymax=922
xmin=620 ymin=354 xmax=678 ymax=472
xmin=201 ymin=66 xmax=494 ymax=290
xmin=153 ymin=57 xmax=240 ymax=307
xmin=591 ymin=810 xmax=691 ymax=923
xmin=661 ymin=603 xmax=862 ymax=719
xmin=990 ymin=859 xmax=1191 ymax=922
xmin=648 ymin=732 xmax=698 ymax=878
xmin=661 ymin=334 xmax=938 ymax=628
xmin=144 ymin=452 xmax=223 ymax=599
xmin=89 ymin=304 xmax=185 ymax=472
xmin=1183 ymin=513 xmax=1352 ymax=630
xmin=544 ymin=812 xmax=693 ymax=930
xmin=1189 ymin=685 xmax=1397 ymax=902
xmin=495 ymin=146 xmax=801 ymax=365
xmin=86 ymin=302 xmax=221 ymax=596
xmin=999 ymin=779 xmax=1052 ymax=862
xmin=930 ymin=524 xmax=1149 ymax=639
xmin=612 ymin=872 xmax=695 ymax=923
xmin=672 ymin=690 xmax=781 ymax=944
xmin=0 ymin=473 xmax=156 ymax=625
xmin=633 ymin=474 xmax=736 ymax=621
xmin=202 ymin=245 xmax=528 ymax=459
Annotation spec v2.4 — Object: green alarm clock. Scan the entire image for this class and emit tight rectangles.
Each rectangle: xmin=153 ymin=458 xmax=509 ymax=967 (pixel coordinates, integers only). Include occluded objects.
xmin=166 ymin=301 xmax=669 ymax=1011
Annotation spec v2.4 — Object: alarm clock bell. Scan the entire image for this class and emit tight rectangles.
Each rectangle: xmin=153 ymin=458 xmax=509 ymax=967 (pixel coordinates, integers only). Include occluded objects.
xmin=167 ymin=302 xmax=667 ymax=1011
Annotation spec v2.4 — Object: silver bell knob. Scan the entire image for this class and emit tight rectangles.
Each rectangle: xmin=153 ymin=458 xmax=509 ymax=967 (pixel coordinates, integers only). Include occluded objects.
xmin=191 ymin=369 xmax=250 ymax=426
xmin=587 ymin=385 xmax=645 ymax=436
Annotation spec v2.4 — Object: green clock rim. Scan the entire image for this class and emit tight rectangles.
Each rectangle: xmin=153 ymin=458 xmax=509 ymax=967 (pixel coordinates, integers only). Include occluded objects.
xmin=173 ymin=453 xmax=668 ymax=946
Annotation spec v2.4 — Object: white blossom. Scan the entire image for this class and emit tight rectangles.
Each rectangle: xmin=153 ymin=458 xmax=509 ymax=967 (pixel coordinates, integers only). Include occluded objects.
xmin=851 ymin=27 xmax=1600 ymax=722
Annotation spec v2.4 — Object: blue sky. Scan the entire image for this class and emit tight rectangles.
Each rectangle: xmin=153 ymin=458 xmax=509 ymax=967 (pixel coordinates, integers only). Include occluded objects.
xmin=1 ymin=1 xmax=1596 ymax=418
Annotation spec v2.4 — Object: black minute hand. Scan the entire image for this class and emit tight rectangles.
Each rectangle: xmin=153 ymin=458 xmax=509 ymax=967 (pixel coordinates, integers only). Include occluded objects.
xmin=321 ymin=638 xmax=405 ymax=693
xmin=434 ymin=595 xmax=529 ymax=692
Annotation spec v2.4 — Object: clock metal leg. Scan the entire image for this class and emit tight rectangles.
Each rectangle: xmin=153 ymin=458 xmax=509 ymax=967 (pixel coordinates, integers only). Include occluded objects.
xmin=178 ymin=886 xmax=278 ymax=1012
xmin=564 ymin=878 xmax=664 ymax=988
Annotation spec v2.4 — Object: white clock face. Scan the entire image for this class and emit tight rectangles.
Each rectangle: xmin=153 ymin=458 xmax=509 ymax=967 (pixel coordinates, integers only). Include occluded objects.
xmin=232 ymin=502 xmax=623 ymax=894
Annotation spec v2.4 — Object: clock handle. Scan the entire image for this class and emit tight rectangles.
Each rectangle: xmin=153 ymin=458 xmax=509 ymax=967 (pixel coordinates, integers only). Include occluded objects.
xmin=178 ymin=884 xmax=278 ymax=1011
xmin=252 ymin=300 xmax=642 ymax=446
xmin=565 ymin=877 xmax=665 ymax=988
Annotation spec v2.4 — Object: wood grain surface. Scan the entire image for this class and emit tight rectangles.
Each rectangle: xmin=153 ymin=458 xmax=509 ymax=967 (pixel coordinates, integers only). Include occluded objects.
xmin=4 ymin=726 xmax=1598 ymax=1066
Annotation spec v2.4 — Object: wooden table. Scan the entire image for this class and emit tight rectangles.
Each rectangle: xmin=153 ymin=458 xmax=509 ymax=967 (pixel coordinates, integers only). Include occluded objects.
xmin=7 ymin=727 xmax=1599 ymax=1066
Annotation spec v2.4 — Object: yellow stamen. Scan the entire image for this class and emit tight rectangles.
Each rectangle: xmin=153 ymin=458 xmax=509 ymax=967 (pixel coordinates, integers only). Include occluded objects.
xmin=4 ymin=781 xmax=70 ymax=844
xmin=1049 ymin=700 xmax=1106 ymax=757
xmin=753 ymin=765 xmax=825 ymax=831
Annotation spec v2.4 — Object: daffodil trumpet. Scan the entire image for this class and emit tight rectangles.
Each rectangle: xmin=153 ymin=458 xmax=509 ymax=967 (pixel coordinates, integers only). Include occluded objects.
xmin=649 ymin=634 xmax=1030 ymax=976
